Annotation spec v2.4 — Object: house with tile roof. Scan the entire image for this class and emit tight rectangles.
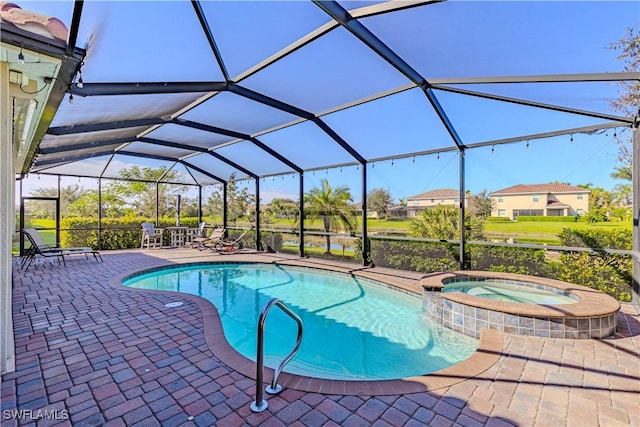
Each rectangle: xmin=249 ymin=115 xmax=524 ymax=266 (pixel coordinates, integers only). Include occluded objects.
xmin=490 ymin=183 xmax=590 ymax=219
xmin=404 ymin=188 xmax=467 ymax=217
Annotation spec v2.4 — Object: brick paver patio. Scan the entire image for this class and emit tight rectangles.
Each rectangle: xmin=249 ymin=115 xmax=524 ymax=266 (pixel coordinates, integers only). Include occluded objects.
xmin=1 ymin=249 xmax=639 ymax=426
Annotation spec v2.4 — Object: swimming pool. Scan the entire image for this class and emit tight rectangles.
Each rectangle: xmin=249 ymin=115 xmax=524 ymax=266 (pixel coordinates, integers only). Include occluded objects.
xmin=443 ymin=280 xmax=576 ymax=304
xmin=123 ymin=262 xmax=477 ymax=380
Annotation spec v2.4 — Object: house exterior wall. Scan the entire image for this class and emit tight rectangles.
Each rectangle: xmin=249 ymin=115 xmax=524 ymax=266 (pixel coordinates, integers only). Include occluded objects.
xmin=1 ymin=62 xmax=16 ymax=374
xmin=408 ymin=197 xmax=460 ymax=208
xmin=492 ymin=192 xmax=590 ymax=219
xmin=406 ymin=196 xmax=468 ymax=218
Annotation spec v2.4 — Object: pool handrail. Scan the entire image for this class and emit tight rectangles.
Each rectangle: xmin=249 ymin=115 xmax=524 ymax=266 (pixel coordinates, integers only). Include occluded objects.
xmin=250 ymin=298 xmax=303 ymax=413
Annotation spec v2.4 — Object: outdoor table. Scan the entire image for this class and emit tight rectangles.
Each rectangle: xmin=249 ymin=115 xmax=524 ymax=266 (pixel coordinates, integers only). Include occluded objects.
xmin=185 ymin=227 xmax=202 ymax=247
xmin=166 ymin=226 xmax=189 ymax=247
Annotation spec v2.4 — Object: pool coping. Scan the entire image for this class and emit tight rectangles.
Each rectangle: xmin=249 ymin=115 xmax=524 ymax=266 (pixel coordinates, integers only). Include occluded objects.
xmin=110 ymin=259 xmax=503 ymax=396
xmin=421 ymin=271 xmax=621 ymax=318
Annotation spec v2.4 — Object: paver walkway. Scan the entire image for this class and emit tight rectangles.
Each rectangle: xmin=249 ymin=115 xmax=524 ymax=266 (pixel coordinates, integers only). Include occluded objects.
xmin=1 ymin=249 xmax=639 ymax=426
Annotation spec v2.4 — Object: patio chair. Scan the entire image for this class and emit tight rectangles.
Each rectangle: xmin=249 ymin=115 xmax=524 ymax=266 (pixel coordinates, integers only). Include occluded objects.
xmin=20 ymin=229 xmax=103 ymax=271
xmin=186 ymin=221 xmax=206 ymax=247
xmin=141 ymin=222 xmax=164 ymax=249
xmin=194 ymin=226 xmax=226 ymax=251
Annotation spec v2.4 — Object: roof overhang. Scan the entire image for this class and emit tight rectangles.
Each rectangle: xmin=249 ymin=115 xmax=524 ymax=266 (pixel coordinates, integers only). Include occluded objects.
xmin=1 ymin=24 xmax=86 ymax=174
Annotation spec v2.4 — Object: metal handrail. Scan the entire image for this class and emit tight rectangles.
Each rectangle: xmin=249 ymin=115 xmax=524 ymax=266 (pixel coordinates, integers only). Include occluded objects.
xmin=250 ymin=298 xmax=303 ymax=413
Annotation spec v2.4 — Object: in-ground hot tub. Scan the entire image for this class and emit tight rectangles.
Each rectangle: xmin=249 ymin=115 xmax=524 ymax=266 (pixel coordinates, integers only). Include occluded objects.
xmin=422 ymin=271 xmax=621 ymax=339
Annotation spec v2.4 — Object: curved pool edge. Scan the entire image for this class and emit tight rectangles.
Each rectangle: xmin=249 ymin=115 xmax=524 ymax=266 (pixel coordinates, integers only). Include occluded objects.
xmin=110 ymin=261 xmax=503 ymax=395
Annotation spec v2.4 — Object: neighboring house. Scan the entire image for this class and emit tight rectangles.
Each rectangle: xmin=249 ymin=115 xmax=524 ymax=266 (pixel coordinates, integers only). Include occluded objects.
xmin=388 ymin=204 xmax=409 ymax=218
xmin=405 ymin=188 xmax=466 ymax=218
xmin=490 ymin=183 xmax=590 ymax=219
xmin=353 ymin=202 xmax=379 ymax=218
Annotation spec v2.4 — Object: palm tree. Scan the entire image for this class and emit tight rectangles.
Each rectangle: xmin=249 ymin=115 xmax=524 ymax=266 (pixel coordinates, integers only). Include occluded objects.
xmin=612 ymin=183 xmax=632 ymax=207
xmin=410 ymin=205 xmax=484 ymax=240
xmin=304 ymin=179 xmax=357 ymax=254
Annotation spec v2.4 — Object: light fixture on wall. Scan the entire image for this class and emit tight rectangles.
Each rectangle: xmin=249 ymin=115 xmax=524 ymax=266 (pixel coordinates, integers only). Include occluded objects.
xmin=16 ymin=99 xmax=37 ymax=153
xmin=18 ymin=45 xmax=25 ymax=64
xmin=570 ymin=134 xmax=573 ymax=143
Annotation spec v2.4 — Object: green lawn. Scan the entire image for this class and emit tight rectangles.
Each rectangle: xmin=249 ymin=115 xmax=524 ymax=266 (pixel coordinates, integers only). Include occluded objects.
xmin=483 ymin=220 xmax=630 ymax=234
xmin=249 ymin=216 xmax=631 ymax=245
xmin=12 ymin=219 xmax=57 ymax=254
xmin=483 ymin=220 xmax=630 ymax=244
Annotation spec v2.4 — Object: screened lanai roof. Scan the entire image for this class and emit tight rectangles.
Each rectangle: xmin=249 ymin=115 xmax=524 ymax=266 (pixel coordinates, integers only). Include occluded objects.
xmin=6 ymin=0 xmax=640 ymax=186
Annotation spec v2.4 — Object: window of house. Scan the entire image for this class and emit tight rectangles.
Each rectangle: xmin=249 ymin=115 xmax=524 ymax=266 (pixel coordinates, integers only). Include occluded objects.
xmin=430 ymin=199 xmax=434 ymax=203
xmin=498 ymin=196 xmax=504 ymax=203
xmin=577 ymin=194 xmax=583 ymax=200
xmin=533 ymin=194 xmax=539 ymax=202
xmin=514 ymin=209 xmax=543 ymax=216
xmin=577 ymin=209 xmax=584 ymax=215
xmin=498 ymin=209 xmax=506 ymax=217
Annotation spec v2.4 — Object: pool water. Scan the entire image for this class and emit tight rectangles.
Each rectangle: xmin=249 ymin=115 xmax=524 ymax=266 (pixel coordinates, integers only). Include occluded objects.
xmin=123 ymin=263 xmax=477 ymax=380
xmin=444 ymin=280 xmax=576 ymax=304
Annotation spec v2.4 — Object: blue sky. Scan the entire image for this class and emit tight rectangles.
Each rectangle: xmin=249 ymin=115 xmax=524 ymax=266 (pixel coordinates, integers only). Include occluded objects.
xmin=17 ymin=1 xmax=639 ymax=203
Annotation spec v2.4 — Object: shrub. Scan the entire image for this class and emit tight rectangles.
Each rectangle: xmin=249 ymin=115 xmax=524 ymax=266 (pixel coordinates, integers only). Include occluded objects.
xmin=610 ymin=207 xmax=631 ymax=222
xmin=558 ymin=228 xmax=631 ymax=250
xmin=366 ymin=238 xmax=459 ymax=272
xmin=364 ymin=234 xmax=632 ymax=302
xmin=580 ymin=208 xmax=608 ymax=224
xmin=467 ymin=244 xmax=551 ymax=276
xmin=61 ymin=217 xmax=201 ymax=249
xmin=556 ymin=252 xmax=631 ymax=301
xmin=260 ymin=231 xmax=283 ymax=252
xmin=555 ymin=227 xmax=632 ymax=301
xmin=486 ymin=216 xmax=512 ymax=222
xmin=516 ymin=216 xmax=577 ymax=222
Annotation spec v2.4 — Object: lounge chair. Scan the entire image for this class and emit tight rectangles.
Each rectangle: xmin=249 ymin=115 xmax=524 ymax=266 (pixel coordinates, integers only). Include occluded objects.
xmin=141 ymin=222 xmax=164 ymax=249
xmin=187 ymin=222 xmax=206 ymax=248
xmin=205 ymin=229 xmax=249 ymax=254
xmin=20 ymin=229 xmax=103 ymax=271
xmin=194 ymin=226 xmax=225 ymax=251
xmin=20 ymin=231 xmax=65 ymax=271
